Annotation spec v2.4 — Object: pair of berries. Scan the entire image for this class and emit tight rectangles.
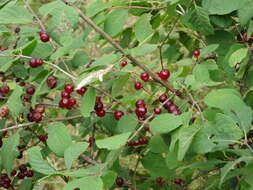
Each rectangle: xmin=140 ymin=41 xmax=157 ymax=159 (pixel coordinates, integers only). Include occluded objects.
xmin=135 ymin=99 xmax=147 ymax=121
xmin=29 ymin=58 xmax=44 ymax=68
xmin=15 ymin=164 xmax=34 ymax=179
xmin=59 ymin=84 xmax=79 ymax=109
xmin=27 ymin=104 xmax=45 ymax=122
xmin=0 ymin=174 xmax=12 ymax=189
xmin=159 ymin=94 xmax=181 ymax=115
xmin=94 ymin=97 xmax=106 ymax=117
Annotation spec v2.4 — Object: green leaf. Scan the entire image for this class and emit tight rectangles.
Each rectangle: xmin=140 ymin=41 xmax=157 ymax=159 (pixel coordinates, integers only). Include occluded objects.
xmin=200 ymin=44 xmax=219 ymax=57
xmin=86 ymin=0 xmax=111 ymax=17
xmin=112 ymin=73 xmax=130 ymax=96
xmin=0 ymin=5 xmax=33 ymax=24
xmin=2 ymin=133 xmax=19 ymax=175
xmin=101 ymin=170 xmax=117 ymax=188
xmin=130 ymin=44 xmax=157 ymax=56
xmin=96 ymin=132 xmax=131 ymax=150
xmin=117 ymin=114 xmax=138 ymax=133
xmin=150 ymin=114 xmax=183 ymax=134
xmin=80 ymin=88 xmax=96 ymax=117
xmin=104 ymin=9 xmax=128 ymax=37
xmin=7 ymin=85 xmax=24 ymax=118
xmin=0 ymin=52 xmax=14 ymax=72
xmin=135 ymin=14 xmax=154 ymax=43
xmin=92 ymin=54 xmax=120 ymax=67
xmin=178 ymin=123 xmax=201 ymax=161
xmin=219 ymin=156 xmax=253 ymax=187
xmin=182 ymin=6 xmax=214 ymax=35
xmin=63 ymin=176 xmax=103 ymax=190
xmin=31 ymin=42 xmax=54 ymax=59
xmin=46 ymin=123 xmax=72 ymax=157
xmin=19 ymin=179 xmax=33 ymax=190
xmin=27 ymin=146 xmax=56 ymax=175
xmin=204 ymin=89 xmax=253 ymax=133
xmin=238 ymin=0 xmax=253 ymax=25
xmin=148 ymin=135 xmax=169 ymax=153
xmin=64 ymin=142 xmax=89 ymax=169
xmin=228 ymin=48 xmax=248 ymax=67
xmin=202 ymin=0 xmax=245 ymax=15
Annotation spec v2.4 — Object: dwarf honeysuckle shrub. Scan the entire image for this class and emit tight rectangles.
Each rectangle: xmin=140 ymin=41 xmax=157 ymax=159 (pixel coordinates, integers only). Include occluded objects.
xmin=0 ymin=0 xmax=253 ymax=189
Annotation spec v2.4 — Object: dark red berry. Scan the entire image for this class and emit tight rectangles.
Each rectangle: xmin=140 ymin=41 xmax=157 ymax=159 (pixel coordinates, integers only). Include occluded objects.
xmin=174 ymin=178 xmax=182 ymax=185
xmin=154 ymin=107 xmax=161 ymax=114
xmin=96 ymin=109 xmax=106 ymax=117
xmin=135 ymin=99 xmax=145 ymax=108
xmin=61 ymin=91 xmax=70 ymax=98
xmin=26 ymin=87 xmax=35 ymax=95
xmin=135 ymin=107 xmax=147 ymax=116
xmin=10 ymin=170 xmax=17 ymax=177
xmin=88 ymin=137 xmax=95 ymax=145
xmin=94 ymin=102 xmax=104 ymax=111
xmin=76 ymin=87 xmax=87 ymax=95
xmin=144 ymin=126 xmax=150 ymax=131
xmin=32 ymin=112 xmax=42 ymax=122
xmin=127 ymin=141 xmax=135 ymax=146
xmin=19 ymin=164 xmax=27 ymax=172
xmin=96 ymin=96 xmax=102 ymax=103
xmin=114 ymin=110 xmax=124 ymax=120
xmin=46 ymin=75 xmax=57 ymax=89
xmin=133 ymin=140 xmax=140 ymax=146
xmin=23 ymin=94 xmax=31 ymax=102
xmin=158 ymin=69 xmax=170 ymax=80
xmin=140 ymin=73 xmax=149 ymax=82
xmin=168 ymin=104 xmax=177 ymax=113
xmin=67 ymin=98 xmax=76 ymax=108
xmin=40 ymin=32 xmax=50 ymax=42
xmin=17 ymin=172 xmax=25 ymax=179
xmin=163 ymin=100 xmax=173 ymax=110
xmin=35 ymin=104 xmax=45 ymax=113
xmin=25 ymin=170 xmax=34 ymax=178
xmin=27 ymin=113 xmax=33 ymax=122
xmin=64 ymin=84 xmax=74 ymax=94
xmin=138 ymin=138 xmax=149 ymax=145
xmin=73 ymin=188 xmax=80 ymax=190
xmin=38 ymin=134 xmax=48 ymax=142
xmin=0 ymin=106 xmax=9 ymax=119
xmin=134 ymin=82 xmax=143 ymax=90
xmin=156 ymin=177 xmax=165 ymax=184
xmin=174 ymin=90 xmax=182 ymax=97
xmin=159 ymin=94 xmax=168 ymax=103
xmin=138 ymin=115 xmax=146 ymax=121
xmin=0 ymin=85 xmax=10 ymax=94
xmin=115 ymin=177 xmax=124 ymax=187
xmin=36 ymin=58 xmax=44 ymax=66
xmin=120 ymin=61 xmax=128 ymax=67
xmin=29 ymin=58 xmax=37 ymax=68
xmin=193 ymin=49 xmax=200 ymax=57
xmin=59 ymin=98 xmax=69 ymax=108
xmin=15 ymin=27 xmax=21 ymax=33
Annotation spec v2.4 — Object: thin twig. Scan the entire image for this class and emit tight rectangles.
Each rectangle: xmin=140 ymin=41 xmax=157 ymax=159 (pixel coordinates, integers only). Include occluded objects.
xmin=109 ymin=6 xmax=168 ymax=10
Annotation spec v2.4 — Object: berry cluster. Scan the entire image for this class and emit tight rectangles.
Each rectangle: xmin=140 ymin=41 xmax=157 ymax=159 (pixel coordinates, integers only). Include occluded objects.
xmin=46 ymin=75 xmax=57 ymax=89
xmin=15 ymin=164 xmax=34 ymax=179
xmin=29 ymin=58 xmax=44 ymax=68
xmin=135 ymin=99 xmax=147 ymax=121
xmin=0 ymin=174 xmax=12 ymax=189
xmin=94 ymin=97 xmax=106 ymax=117
xmin=0 ymin=106 xmax=9 ymax=119
xmin=27 ymin=104 xmax=45 ymax=122
xmin=159 ymin=94 xmax=181 ymax=115
xmin=127 ymin=137 xmax=149 ymax=147
xmin=58 ymin=84 xmax=78 ymax=109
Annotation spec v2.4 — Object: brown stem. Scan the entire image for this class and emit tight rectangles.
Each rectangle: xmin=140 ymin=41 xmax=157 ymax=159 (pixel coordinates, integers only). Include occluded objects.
xmin=109 ymin=6 xmax=168 ymax=10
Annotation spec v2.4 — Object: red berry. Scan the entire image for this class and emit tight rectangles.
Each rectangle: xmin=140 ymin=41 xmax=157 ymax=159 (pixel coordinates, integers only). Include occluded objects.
xmin=29 ymin=58 xmax=37 ymax=68
xmin=96 ymin=109 xmax=106 ymax=117
xmin=114 ymin=110 xmax=124 ymax=120
xmin=174 ymin=178 xmax=182 ymax=185
xmin=32 ymin=112 xmax=42 ymax=122
xmin=67 ymin=98 xmax=77 ymax=108
xmin=144 ymin=126 xmax=150 ymax=131
xmin=163 ymin=100 xmax=173 ymax=110
xmin=25 ymin=170 xmax=34 ymax=178
xmin=0 ymin=85 xmax=10 ymax=94
xmin=154 ymin=107 xmax=161 ymax=114
xmin=17 ymin=172 xmax=25 ymax=179
xmin=135 ymin=107 xmax=147 ymax=116
xmin=61 ymin=91 xmax=70 ymax=98
xmin=193 ymin=49 xmax=200 ymax=57
xmin=19 ymin=164 xmax=27 ymax=172
xmin=64 ymin=84 xmax=74 ymax=94
xmin=158 ymin=69 xmax=170 ymax=80
xmin=96 ymin=96 xmax=102 ymax=103
xmin=38 ymin=134 xmax=48 ymax=142
xmin=115 ymin=177 xmax=124 ymax=187
xmin=174 ymin=90 xmax=182 ymax=97
xmin=26 ymin=87 xmax=35 ymax=95
xmin=0 ymin=106 xmax=9 ymax=119
xmin=23 ymin=94 xmax=31 ymax=102
xmin=88 ymin=137 xmax=95 ymax=145
xmin=35 ymin=104 xmax=45 ymax=113
xmin=76 ymin=87 xmax=87 ymax=95
xmin=36 ymin=58 xmax=44 ymax=66
xmin=10 ymin=170 xmax=17 ymax=177
xmin=135 ymin=99 xmax=145 ymax=108
xmin=140 ymin=73 xmax=149 ymax=82
xmin=40 ymin=32 xmax=50 ymax=42
xmin=46 ymin=75 xmax=57 ymax=89
xmin=94 ymin=102 xmax=104 ymax=111
xmin=134 ymin=82 xmax=143 ymax=90
xmin=156 ymin=177 xmax=165 ymax=184
xmin=172 ymin=109 xmax=181 ymax=115
xmin=133 ymin=140 xmax=140 ymax=146
xmin=59 ymin=98 xmax=69 ymax=108
xmin=168 ymin=104 xmax=177 ymax=113
xmin=27 ymin=113 xmax=34 ymax=122
xmin=138 ymin=138 xmax=149 ymax=145
xmin=120 ymin=61 xmax=128 ymax=67
xmin=138 ymin=115 xmax=146 ymax=121
xmin=127 ymin=141 xmax=135 ymax=146
xmin=159 ymin=94 xmax=168 ymax=103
